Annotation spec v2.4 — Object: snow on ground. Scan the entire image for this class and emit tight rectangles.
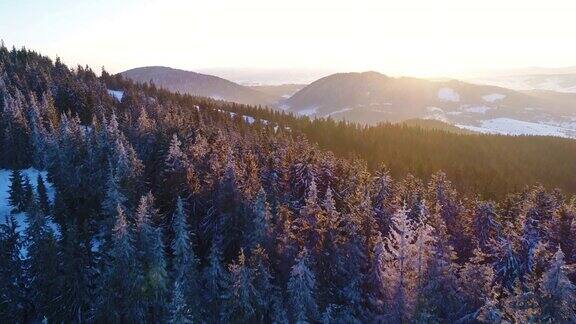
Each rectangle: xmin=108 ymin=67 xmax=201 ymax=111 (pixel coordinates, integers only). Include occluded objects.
xmin=0 ymin=168 xmax=59 ymax=238
xmin=107 ymin=89 xmax=124 ymax=101
xmin=325 ymin=108 xmax=353 ymax=117
xmin=297 ymin=107 xmax=319 ymax=117
xmin=243 ymin=116 xmax=255 ymax=124
xmin=438 ymin=88 xmax=460 ymax=102
xmin=462 ymin=105 xmax=491 ymax=114
xmin=456 ymin=118 xmax=576 ymax=138
xmin=482 ymin=93 xmax=506 ymax=103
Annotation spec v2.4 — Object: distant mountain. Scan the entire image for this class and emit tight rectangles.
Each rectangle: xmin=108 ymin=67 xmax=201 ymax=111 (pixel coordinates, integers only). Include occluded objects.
xmin=121 ymin=66 xmax=277 ymax=106
xmin=470 ymin=73 xmax=576 ymax=93
xmin=248 ymin=84 xmax=306 ymax=99
xmin=283 ymin=71 xmax=576 ymax=138
xmin=196 ymin=68 xmax=333 ymax=86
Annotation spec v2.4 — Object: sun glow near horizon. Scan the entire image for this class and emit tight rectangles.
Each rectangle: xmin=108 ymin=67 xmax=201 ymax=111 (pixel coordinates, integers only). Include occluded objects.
xmin=1 ymin=0 xmax=576 ymax=78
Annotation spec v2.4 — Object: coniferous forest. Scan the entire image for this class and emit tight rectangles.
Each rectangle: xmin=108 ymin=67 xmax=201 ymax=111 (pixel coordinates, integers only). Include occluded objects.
xmin=1 ymin=45 xmax=575 ymax=323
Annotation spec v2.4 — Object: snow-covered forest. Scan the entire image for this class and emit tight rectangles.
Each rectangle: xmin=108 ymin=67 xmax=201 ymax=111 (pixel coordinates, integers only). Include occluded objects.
xmin=1 ymin=45 xmax=575 ymax=323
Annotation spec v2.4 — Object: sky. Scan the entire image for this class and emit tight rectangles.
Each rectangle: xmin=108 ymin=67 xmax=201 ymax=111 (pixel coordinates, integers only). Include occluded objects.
xmin=1 ymin=0 xmax=576 ymax=78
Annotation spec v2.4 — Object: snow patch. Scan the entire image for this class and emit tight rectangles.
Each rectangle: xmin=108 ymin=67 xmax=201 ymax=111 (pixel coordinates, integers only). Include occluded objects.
xmin=326 ymin=108 xmax=353 ymax=117
xmin=107 ymin=89 xmax=124 ymax=101
xmin=456 ymin=118 xmax=576 ymax=138
xmin=482 ymin=93 xmax=506 ymax=103
xmin=462 ymin=105 xmax=491 ymax=114
xmin=297 ymin=107 xmax=319 ymax=117
xmin=243 ymin=116 xmax=255 ymax=124
xmin=438 ymin=88 xmax=460 ymax=102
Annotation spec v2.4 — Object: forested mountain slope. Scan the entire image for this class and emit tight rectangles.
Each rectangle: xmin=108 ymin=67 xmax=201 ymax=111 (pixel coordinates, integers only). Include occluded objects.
xmin=283 ymin=71 xmax=576 ymax=137
xmin=122 ymin=66 xmax=277 ymax=106
xmin=1 ymin=46 xmax=575 ymax=323
xmin=106 ymin=79 xmax=576 ymax=198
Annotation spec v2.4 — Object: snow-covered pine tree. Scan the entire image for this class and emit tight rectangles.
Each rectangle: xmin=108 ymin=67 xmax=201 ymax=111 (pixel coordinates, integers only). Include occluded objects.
xmin=538 ymin=247 xmax=575 ymax=322
xmin=134 ymin=193 xmax=168 ymax=322
xmin=288 ymin=248 xmax=319 ymax=323
xmin=170 ymin=197 xmax=200 ymax=319
xmin=57 ymin=223 xmax=93 ymax=323
xmin=383 ymin=207 xmax=417 ymax=322
xmin=458 ymin=247 xmax=497 ymax=319
xmin=96 ymin=205 xmax=142 ymax=322
xmin=202 ymin=235 xmax=229 ymax=321
xmin=246 ymin=188 xmax=273 ymax=253
xmin=24 ymin=199 xmax=60 ymax=321
xmin=221 ymin=249 xmax=258 ymax=322
xmin=0 ymin=215 xmax=25 ymax=322
xmin=168 ymin=282 xmax=193 ymax=324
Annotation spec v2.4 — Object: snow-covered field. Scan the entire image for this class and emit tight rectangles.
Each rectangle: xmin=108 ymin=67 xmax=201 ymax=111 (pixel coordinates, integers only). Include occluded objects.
xmin=0 ymin=168 xmax=58 ymax=236
xmin=456 ymin=118 xmax=576 ymax=138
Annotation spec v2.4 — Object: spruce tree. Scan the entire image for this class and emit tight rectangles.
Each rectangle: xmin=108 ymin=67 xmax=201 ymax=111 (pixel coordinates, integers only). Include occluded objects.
xmin=170 ymin=197 xmax=200 ymax=319
xmin=96 ymin=205 xmax=142 ymax=322
xmin=538 ymin=247 xmax=575 ymax=322
xmin=36 ymin=174 xmax=50 ymax=215
xmin=222 ymin=249 xmax=258 ymax=322
xmin=288 ymin=248 xmax=318 ymax=323
xmin=8 ymin=169 xmax=24 ymax=213
xmin=202 ymin=235 xmax=229 ymax=321
xmin=134 ymin=193 xmax=168 ymax=322
xmin=0 ymin=215 xmax=25 ymax=322
xmin=24 ymin=200 xmax=60 ymax=321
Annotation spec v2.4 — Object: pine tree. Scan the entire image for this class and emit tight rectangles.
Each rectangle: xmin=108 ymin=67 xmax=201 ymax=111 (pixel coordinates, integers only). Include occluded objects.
xmin=222 ymin=249 xmax=258 ymax=322
xmin=249 ymin=245 xmax=276 ymax=321
xmin=134 ymin=193 xmax=168 ymax=322
xmin=202 ymin=236 xmax=229 ymax=321
xmin=249 ymin=188 xmax=272 ymax=250
xmin=383 ymin=207 xmax=417 ymax=322
xmin=0 ymin=215 xmax=25 ymax=322
xmin=96 ymin=205 xmax=142 ymax=322
xmin=22 ymin=175 xmax=34 ymax=211
xmin=8 ymin=169 xmax=24 ymax=213
xmin=170 ymin=197 xmax=200 ymax=320
xmin=458 ymin=248 xmax=496 ymax=319
xmin=538 ymin=247 xmax=576 ymax=322
xmin=57 ymin=223 xmax=93 ymax=323
xmin=36 ymin=174 xmax=50 ymax=215
xmin=168 ymin=282 xmax=193 ymax=324
xmin=24 ymin=200 xmax=60 ymax=321
xmin=288 ymin=248 xmax=319 ymax=323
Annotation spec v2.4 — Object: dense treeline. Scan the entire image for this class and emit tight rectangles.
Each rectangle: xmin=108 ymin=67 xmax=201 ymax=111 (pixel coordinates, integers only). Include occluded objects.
xmin=1 ymin=45 xmax=575 ymax=323
xmin=106 ymin=68 xmax=576 ymax=199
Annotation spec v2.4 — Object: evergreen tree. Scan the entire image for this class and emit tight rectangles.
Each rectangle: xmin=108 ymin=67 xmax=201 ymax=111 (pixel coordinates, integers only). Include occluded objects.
xmin=96 ymin=205 xmax=142 ymax=322
xmin=134 ymin=193 xmax=168 ymax=322
xmin=36 ymin=174 xmax=50 ymax=215
xmin=22 ymin=175 xmax=34 ymax=211
xmin=0 ymin=215 xmax=25 ymax=322
xmin=170 ymin=197 xmax=200 ymax=320
xmin=288 ymin=248 xmax=318 ymax=323
xmin=383 ymin=207 xmax=417 ymax=322
xmin=8 ymin=169 xmax=24 ymax=213
xmin=222 ymin=249 xmax=258 ymax=322
xmin=57 ymin=223 xmax=93 ymax=323
xmin=202 ymin=236 xmax=229 ymax=321
xmin=24 ymin=200 xmax=60 ymax=321
xmin=538 ymin=247 xmax=576 ymax=322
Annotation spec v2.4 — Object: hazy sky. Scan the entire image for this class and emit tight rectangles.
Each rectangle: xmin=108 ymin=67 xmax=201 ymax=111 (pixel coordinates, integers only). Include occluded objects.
xmin=2 ymin=0 xmax=576 ymax=77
